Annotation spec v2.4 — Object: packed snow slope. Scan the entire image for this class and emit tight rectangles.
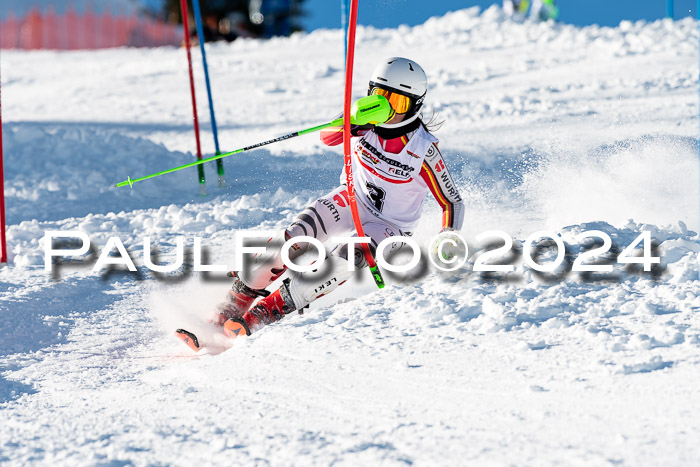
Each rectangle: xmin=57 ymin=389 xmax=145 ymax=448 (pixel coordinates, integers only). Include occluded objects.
xmin=1 ymin=6 xmax=699 ymax=465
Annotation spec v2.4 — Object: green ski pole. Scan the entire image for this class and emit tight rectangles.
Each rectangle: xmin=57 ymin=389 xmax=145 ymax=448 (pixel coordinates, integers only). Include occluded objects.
xmin=116 ymin=95 xmax=392 ymax=188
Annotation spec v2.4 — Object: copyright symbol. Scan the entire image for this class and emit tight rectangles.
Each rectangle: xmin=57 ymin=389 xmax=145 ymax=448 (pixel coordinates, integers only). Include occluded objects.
xmin=428 ymin=231 xmax=469 ymax=272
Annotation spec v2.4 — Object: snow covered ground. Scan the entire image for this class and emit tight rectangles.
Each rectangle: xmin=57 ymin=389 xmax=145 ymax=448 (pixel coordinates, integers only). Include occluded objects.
xmin=1 ymin=6 xmax=699 ymax=465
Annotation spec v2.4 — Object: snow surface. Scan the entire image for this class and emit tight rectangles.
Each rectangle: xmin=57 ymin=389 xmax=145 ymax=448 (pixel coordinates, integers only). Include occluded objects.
xmin=1 ymin=6 xmax=699 ymax=465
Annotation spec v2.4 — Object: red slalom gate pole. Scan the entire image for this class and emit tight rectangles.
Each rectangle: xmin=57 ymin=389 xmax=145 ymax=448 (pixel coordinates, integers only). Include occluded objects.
xmin=342 ymin=0 xmax=384 ymax=289
xmin=0 ymin=48 xmax=6 ymax=264
xmin=179 ymin=0 xmax=206 ymax=195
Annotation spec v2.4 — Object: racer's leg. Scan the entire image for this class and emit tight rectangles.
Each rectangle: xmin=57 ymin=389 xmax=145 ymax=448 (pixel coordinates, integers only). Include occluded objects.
xmin=232 ymin=219 xmax=409 ymax=334
xmin=217 ymin=186 xmax=355 ymax=322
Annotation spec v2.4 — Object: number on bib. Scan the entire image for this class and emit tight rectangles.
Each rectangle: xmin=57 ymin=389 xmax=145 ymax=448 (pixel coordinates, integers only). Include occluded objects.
xmin=365 ymin=182 xmax=386 ymax=212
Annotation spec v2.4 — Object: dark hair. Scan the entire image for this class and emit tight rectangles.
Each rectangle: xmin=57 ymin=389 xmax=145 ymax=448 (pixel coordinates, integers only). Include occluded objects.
xmin=421 ymin=110 xmax=444 ymax=133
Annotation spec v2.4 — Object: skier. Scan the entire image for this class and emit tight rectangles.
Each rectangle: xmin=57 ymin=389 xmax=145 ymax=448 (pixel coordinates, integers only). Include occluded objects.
xmin=530 ymin=0 xmax=559 ymax=21
xmin=215 ymin=57 xmax=465 ymax=340
xmin=503 ymin=0 xmax=530 ymax=18
xmin=504 ymin=0 xmax=558 ymax=21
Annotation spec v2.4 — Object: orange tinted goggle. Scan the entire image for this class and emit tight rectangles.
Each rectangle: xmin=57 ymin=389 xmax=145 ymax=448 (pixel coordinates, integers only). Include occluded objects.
xmin=370 ymin=88 xmax=413 ymax=114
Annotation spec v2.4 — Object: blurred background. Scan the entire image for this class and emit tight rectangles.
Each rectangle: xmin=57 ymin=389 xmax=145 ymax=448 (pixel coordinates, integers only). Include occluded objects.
xmin=0 ymin=0 xmax=697 ymax=49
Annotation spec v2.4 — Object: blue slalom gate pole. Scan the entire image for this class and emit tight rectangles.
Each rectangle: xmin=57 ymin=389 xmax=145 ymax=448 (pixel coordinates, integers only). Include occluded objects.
xmin=341 ymin=0 xmax=351 ymax=64
xmin=192 ymin=0 xmax=226 ymax=187
xmin=667 ymin=0 xmax=674 ymax=18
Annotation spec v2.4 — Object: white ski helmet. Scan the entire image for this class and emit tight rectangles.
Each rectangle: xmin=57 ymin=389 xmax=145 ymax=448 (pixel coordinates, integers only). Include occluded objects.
xmin=368 ymin=57 xmax=427 ymax=118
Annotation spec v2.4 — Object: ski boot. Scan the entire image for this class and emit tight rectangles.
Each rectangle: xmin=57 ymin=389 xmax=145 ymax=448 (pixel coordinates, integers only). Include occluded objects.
xmin=215 ymin=271 xmax=271 ymax=326
xmin=223 ymin=280 xmax=296 ymax=338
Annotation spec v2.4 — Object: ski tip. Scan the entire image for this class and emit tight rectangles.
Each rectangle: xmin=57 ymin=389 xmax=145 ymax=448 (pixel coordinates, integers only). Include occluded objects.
xmin=175 ymin=328 xmax=201 ymax=352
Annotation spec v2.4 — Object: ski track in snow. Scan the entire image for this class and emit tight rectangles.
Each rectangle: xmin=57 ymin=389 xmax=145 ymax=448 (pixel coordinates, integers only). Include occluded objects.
xmin=1 ymin=6 xmax=699 ymax=465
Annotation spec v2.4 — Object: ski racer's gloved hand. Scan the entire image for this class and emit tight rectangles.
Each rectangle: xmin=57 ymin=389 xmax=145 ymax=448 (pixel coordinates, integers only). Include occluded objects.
xmin=334 ymin=110 xmax=375 ymax=134
xmin=351 ymin=95 xmax=394 ymax=125
xmin=319 ymin=111 xmax=373 ymax=147
xmin=432 ymin=228 xmax=466 ymax=263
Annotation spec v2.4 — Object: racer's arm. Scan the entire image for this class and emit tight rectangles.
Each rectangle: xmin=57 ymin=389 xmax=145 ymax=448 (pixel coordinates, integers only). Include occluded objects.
xmin=319 ymin=112 xmax=373 ymax=146
xmin=419 ymin=143 xmax=465 ymax=231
